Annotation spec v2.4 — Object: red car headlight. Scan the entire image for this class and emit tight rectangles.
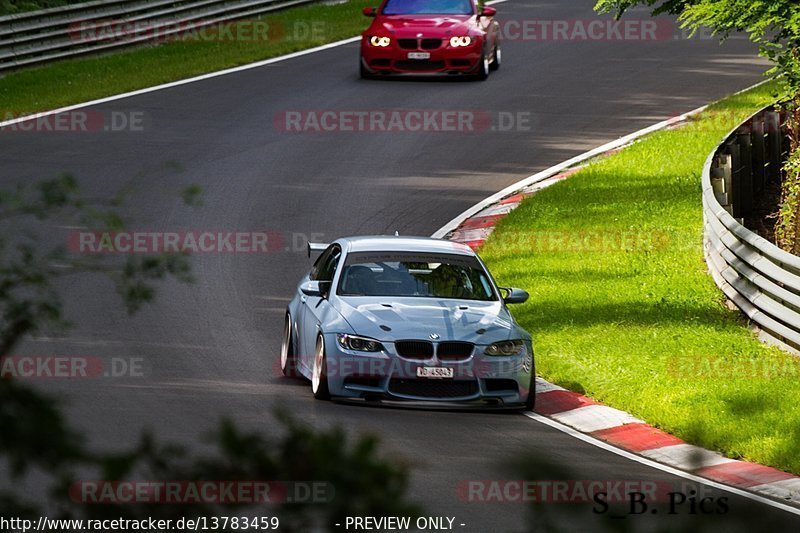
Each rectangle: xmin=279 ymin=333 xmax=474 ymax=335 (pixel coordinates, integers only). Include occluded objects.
xmin=449 ymin=36 xmax=472 ymax=47
xmin=369 ymin=36 xmax=391 ymax=47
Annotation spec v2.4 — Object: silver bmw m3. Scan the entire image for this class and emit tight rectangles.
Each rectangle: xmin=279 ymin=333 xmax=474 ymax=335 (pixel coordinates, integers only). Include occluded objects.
xmin=280 ymin=235 xmax=535 ymax=409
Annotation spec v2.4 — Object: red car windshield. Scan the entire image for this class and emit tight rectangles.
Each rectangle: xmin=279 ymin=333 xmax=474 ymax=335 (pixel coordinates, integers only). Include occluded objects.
xmin=382 ymin=0 xmax=474 ymax=15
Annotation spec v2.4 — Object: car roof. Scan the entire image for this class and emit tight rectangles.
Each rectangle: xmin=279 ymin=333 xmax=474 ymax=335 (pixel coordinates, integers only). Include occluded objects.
xmin=339 ymin=235 xmax=475 ymax=256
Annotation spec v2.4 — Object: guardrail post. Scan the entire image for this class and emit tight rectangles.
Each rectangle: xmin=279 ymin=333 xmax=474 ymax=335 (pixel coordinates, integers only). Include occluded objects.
xmin=736 ymin=128 xmax=753 ymax=217
xmin=726 ymin=139 xmax=742 ymax=218
xmin=751 ymin=115 xmax=766 ymax=197
xmin=711 ymin=153 xmax=732 ymax=211
xmin=766 ymin=112 xmax=783 ymax=184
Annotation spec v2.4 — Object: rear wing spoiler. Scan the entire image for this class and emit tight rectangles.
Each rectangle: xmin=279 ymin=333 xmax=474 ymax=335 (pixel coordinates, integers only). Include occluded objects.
xmin=307 ymin=241 xmax=330 ymax=258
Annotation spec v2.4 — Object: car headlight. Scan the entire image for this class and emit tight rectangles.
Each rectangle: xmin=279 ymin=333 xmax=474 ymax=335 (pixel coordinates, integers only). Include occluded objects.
xmin=337 ymin=334 xmax=385 ymax=352
xmin=449 ymin=36 xmax=472 ymax=47
xmin=369 ymin=36 xmax=391 ymax=47
xmin=484 ymin=340 xmax=526 ymax=356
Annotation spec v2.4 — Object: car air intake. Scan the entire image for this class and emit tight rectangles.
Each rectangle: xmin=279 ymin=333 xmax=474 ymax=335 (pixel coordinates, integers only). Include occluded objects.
xmin=389 ymin=379 xmax=478 ymax=398
xmin=344 ymin=375 xmax=383 ymax=388
xmin=395 ymin=340 xmax=434 ymax=359
xmin=436 ymin=342 xmax=474 ymax=361
xmin=395 ymin=60 xmax=445 ymax=71
xmin=483 ymin=379 xmax=519 ymax=393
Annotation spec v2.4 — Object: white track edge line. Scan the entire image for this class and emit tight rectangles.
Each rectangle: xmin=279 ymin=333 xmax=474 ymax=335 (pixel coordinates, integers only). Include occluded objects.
xmin=525 ymin=412 xmax=800 ymax=517
xmin=0 ymin=0 xmax=508 ymax=130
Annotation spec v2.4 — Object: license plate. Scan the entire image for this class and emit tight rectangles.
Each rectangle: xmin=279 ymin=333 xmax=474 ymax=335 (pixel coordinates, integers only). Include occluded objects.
xmin=407 ymin=52 xmax=431 ymax=60
xmin=416 ymin=366 xmax=453 ymax=379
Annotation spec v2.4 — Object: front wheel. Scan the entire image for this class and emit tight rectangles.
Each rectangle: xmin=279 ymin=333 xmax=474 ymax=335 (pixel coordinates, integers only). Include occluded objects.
xmin=490 ymin=41 xmax=501 ymax=71
xmin=525 ymin=372 xmax=536 ymax=411
xmin=474 ymin=49 xmax=490 ymax=81
xmin=280 ymin=314 xmax=298 ymax=377
xmin=311 ymin=335 xmax=331 ymax=400
xmin=360 ymin=58 xmax=373 ymax=80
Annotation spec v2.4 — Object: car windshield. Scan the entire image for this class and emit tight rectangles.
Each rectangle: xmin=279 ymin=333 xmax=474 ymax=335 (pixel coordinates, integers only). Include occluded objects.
xmin=381 ymin=0 xmax=474 ymax=16
xmin=337 ymin=251 xmax=497 ymax=301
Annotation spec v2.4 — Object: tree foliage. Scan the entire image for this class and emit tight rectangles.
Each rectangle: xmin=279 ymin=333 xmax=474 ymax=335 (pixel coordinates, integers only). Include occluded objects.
xmin=595 ymin=0 xmax=800 ymax=102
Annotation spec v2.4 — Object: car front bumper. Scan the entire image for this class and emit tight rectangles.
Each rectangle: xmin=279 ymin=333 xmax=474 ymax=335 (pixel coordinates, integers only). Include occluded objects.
xmin=360 ymin=38 xmax=483 ymax=75
xmin=322 ymin=333 xmax=534 ymax=407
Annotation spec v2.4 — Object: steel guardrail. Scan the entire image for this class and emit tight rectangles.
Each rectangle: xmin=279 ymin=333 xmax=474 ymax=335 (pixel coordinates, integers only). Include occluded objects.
xmin=702 ymin=106 xmax=800 ymax=351
xmin=0 ymin=0 xmax=320 ymax=71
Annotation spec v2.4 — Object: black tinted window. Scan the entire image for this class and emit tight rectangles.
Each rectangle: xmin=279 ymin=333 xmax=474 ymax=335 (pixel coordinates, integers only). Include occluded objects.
xmin=310 ymin=245 xmax=341 ymax=281
xmin=337 ymin=251 xmax=496 ymax=301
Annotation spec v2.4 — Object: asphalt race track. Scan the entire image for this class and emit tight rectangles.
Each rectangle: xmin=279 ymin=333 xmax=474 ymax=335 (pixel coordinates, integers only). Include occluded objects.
xmin=2 ymin=0 xmax=799 ymax=531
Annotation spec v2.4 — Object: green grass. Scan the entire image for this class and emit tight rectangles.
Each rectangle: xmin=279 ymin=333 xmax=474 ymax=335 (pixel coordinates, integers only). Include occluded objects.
xmin=481 ymin=81 xmax=800 ymax=475
xmin=0 ymin=0 xmax=374 ymax=115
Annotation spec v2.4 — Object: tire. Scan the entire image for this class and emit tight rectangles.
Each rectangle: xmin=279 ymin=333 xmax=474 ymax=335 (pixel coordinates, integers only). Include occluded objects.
xmin=474 ymin=48 xmax=490 ymax=81
xmin=360 ymin=58 xmax=373 ymax=80
xmin=525 ymin=369 xmax=536 ymax=411
xmin=280 ymin=314 xmax=298 ymax=377
xmin=311 ymin=335 xmax=331 ymax=400
xmin=489 ymin=40 xmax=501 ymax=71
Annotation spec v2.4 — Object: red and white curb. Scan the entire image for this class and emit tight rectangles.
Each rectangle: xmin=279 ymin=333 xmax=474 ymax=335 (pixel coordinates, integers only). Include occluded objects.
xmin=533 ymin=379 xmax=800 ymax=505
xmin=436 ymin=99 xmax=800 ymax=514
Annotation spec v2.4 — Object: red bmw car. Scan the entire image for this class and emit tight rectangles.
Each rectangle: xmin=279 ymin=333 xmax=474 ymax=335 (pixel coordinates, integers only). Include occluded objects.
xmin=360 ymin=0 xmax=501 ymax=80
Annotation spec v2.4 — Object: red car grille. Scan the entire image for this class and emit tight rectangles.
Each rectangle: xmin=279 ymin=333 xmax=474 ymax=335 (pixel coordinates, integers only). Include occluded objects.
xmin=396 ymin=38 xmax=442 ymax=50
xmin=421 ymin=38 xmax=442 ymax=49
xmin=397 ymin=39 xmax=418 ymax=50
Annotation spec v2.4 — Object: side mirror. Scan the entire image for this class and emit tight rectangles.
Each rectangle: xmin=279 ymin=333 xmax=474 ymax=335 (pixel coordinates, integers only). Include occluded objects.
xmin=300 ymin=280 xmax=324 ymax=297
xmin=363 ymin=7 xmax=377 ymax=17
xmin=480 ymin=6 xmax=496 ymax=17
xmin=502 ymin=287 xmax=529 ymax=305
